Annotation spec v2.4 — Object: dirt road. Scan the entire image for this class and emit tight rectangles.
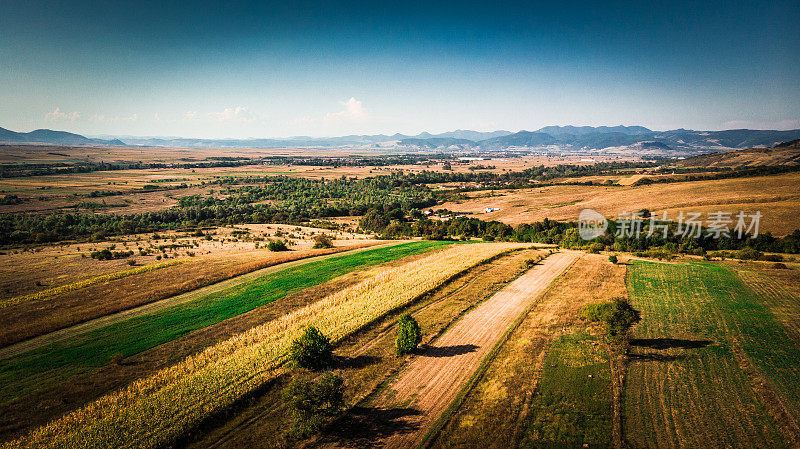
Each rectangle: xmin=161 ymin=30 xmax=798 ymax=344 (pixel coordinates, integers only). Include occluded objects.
xmin=328 ymin=251 xmax=578 ymax=448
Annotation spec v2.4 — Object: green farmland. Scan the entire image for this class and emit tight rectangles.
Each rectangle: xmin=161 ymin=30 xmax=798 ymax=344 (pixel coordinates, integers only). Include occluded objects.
xmin=625 ymin=261 xmax=800 ymax=448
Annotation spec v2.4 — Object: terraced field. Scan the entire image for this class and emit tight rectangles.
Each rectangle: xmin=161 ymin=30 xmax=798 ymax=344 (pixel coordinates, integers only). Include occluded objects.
xmin=624 ymin=261 xmax=800 ymax=448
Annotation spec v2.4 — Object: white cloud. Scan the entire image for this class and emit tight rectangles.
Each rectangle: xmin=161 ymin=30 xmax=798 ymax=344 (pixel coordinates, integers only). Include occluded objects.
xmin=45 ymin=108 xmax=80 ymax=122
xmin=88 ymin=113 xmax=138 ymax=123
xmin=720 ymin=118 xmax=800 ymax=130
xmin=324 ymin=97 xmax=367 ymax=124
xmin=207 ymin=106 xmax=257 ymax=123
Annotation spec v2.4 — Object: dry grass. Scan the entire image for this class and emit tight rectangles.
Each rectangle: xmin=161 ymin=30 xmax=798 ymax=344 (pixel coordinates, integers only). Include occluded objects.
xmin=438 ymin=172 xmax=800 ymax=235
xmin=4 ymin=242 xmax=520 ymax=449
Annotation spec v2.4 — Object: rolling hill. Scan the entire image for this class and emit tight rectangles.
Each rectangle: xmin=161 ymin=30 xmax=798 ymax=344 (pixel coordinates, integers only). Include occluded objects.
xmin=0 ymin=127 xmax=124 ymax=146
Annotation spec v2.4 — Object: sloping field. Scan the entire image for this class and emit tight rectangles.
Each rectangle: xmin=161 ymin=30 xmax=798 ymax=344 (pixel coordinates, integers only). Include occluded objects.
xmin=0 ymin=241 xmax=449 ymax=407
xmin=624 ymin=261 xmax=800 ymax=448
xmin=0 ymin=242 xmax=384 ymax=348
xmin=429 ymin=252 xmax=628 ymax=448
xmin=325 ymin=251 xmax=577 ymax=449
xmin=3 ymin=242 xmax=520 ymax=449
xmin=437 ymin=172 xmax=800 ymax=235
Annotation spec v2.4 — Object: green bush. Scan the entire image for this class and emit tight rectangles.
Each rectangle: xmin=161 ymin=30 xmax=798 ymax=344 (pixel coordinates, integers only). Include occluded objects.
xmin=588 ymin=242 xmax=604 ymax=254
xmin=284 ymin=372 xmax=345 ymax=438
xmin=289 ymin=326 xmax=333 ymax=370
xmin=608 ymin=254 xmax=618 ymax=264
xmin=580 ymin=298 xmax=641 ymax=337
xmin=312 ymin=234 xmax=334 ymax=249
xmin=396 ymin=313 xmax=422 ymax=355
xmin=267 ymin=240 xmax=289 ymax=251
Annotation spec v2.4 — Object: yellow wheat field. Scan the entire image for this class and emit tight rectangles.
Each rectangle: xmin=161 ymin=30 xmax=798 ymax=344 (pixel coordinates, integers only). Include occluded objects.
xmin=5 ymin=242 xmax=523 ymax=449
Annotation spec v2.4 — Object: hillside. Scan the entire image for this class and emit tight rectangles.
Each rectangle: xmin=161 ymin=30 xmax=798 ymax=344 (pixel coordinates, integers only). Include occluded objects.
xmin=677 ymin=140 xmax=800 ymax=168
xmin=0 ymin=127 xmax=124 ymax=146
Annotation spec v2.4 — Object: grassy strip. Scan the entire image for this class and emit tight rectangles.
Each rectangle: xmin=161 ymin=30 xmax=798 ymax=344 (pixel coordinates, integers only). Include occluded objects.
xmin=4 ymin=243 xmax=520 ymax=449
xmin=517 ymin=332 xmax=613 ymax=448
xmin=0 ymin=259 xmax=189 ymax=309
xmin=0 ymin=241 xmax=450 ymax=403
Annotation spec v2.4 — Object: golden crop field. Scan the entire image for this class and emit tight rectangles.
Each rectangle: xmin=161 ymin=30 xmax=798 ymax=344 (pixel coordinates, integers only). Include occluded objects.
xmin=438 ymin=172 xmax=800 ymax=235
xmin=4 ymin=242 xmax=521 ymax=449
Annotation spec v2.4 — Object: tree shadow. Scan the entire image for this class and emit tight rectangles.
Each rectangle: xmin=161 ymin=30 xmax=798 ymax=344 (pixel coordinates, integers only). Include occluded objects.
xmin=335 ymin=354 xmax=382 ymax=370
xmin=420 ymin=344 xmax=479 ymax=358
xmin=630 ymin=338 xmax=712 ymax=350
xmin=320 ymin=406 xmax=421 ymax=447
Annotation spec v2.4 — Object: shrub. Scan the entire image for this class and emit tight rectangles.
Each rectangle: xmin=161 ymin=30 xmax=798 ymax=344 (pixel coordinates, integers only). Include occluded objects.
xmin=126 ymin=259 xmax=136 ymax=266
xmin=588 ymin=242 xmax=604 ymax=254
xmin=289 ymin=326 xmax=333 ymax=370
xmin=267 ymin=240 xmax=289 ymax=252
xmin=581 ymin=298 xmax=641 ymax=337
xmin=760 ymin=254 xmax=784 ymax=262
xmin=608 ymin=254 xmax=618 ymax=264
xmin=396 ymin=313 xmax=422 ymax=355
xmin=773 ymin=262 xmax=788 ymax=269
xmin=737 ymin=247 xmax=762 ymax=260
xmin=312 ymin=234 xmax=334 ymax=249
xmin=284 ymin=372 xmax=344 ymax=438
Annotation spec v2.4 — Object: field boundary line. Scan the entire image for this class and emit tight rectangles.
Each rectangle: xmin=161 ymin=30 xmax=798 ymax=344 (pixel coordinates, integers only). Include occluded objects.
xmin=417 ymin=251 xmax=579 ymax=449
xmin=0 ymin=241 xmax=401 ymax=360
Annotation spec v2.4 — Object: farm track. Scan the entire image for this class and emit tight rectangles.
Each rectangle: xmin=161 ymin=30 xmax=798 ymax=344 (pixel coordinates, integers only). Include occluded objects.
xmin=324 ymin=251 xmax=577 ymax=449
xmin=0 ymin=242 xmax=401 ymax=361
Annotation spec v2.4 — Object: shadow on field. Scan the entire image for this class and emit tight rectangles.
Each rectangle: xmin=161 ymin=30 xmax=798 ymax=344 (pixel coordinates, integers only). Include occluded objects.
xmin=321 ymin=406 xmax=421 ymax=447
xmin=630 ymin=338 xmax=712 ymax=350
xmin=420 ymin=344 xmax=479 ymax=358
xmin=335 ymin=354 xmax=382 ymax=369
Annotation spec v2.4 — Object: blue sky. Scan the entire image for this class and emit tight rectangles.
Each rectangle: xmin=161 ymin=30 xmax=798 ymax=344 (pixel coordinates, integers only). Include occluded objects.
xmin=1 ymin=0 xmax=798 ymax=138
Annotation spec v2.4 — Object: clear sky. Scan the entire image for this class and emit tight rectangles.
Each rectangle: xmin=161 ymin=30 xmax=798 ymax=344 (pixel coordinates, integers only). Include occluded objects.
xmin=1 ymin=0 xmax=799 ymax=138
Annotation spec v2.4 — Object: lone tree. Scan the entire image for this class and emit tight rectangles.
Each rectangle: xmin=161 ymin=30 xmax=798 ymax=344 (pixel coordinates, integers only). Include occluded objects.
xmin=289 ymin=326 xmax=332 ymax=370
xmin=396 ymin=313 xmax=422 ymax=355
xmin=284 ymin=372 xmax=345 ymax=438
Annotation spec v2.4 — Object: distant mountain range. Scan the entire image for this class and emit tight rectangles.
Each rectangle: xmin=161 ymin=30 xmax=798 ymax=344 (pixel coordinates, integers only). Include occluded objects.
xmin=0 ymin=127 xmax=124 ymax=146
xmin=3 ymin=125 xmax=800 ymax=156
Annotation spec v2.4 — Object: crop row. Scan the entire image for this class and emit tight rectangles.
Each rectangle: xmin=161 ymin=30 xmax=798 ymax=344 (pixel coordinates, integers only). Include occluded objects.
xmin=5 ymin=242 xmax=522 ymax=449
